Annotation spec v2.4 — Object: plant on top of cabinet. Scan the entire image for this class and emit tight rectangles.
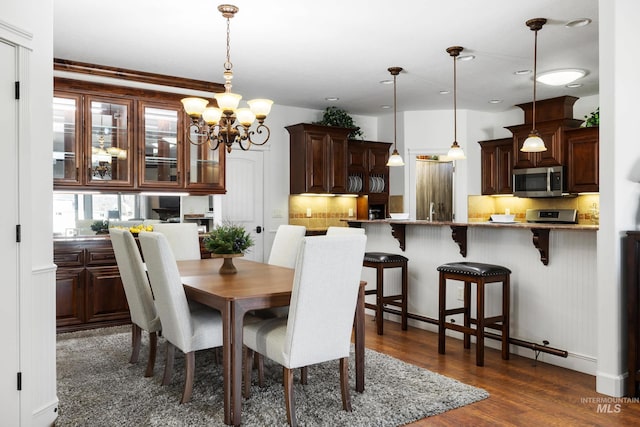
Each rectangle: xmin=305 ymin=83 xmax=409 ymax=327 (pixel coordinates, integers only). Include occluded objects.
xmin=583 ymin=107 xmax=599 ymax=127
xmin=314 ymin=106 xmax=363 ymax=140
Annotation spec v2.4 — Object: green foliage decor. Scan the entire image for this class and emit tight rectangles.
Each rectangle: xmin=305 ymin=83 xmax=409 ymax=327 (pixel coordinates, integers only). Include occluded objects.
xmin=584 ymin=108 xmax=599 ymax=127
xmin=204 ymin=222 xmax=254 ymax=254
xmin=314 ymin=106 xmax=364 ymax=140
xmin=90 ymin=219 xmax=109 ymax=234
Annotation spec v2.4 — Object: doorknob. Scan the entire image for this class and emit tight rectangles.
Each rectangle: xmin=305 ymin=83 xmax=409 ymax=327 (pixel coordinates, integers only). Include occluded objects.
xmin=255 ymin=226 xmax=262 ymax=234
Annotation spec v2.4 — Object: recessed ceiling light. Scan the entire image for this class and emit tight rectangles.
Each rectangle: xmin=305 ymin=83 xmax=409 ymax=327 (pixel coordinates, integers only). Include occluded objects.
xmin=379 ymin=79 xmax=393 ymax=85
xmin=457 ymin=55 xmax=475 ymax=62
xmin=536 ymin=69 xmax=586 ymax=86
xmin=565 ymin=18 xmax=592 ymax=28
xmin=439 ymin=90 xmax=450 ymax=95
xmin=324 ymin=97 xmax=339 ymax=102
xmin=488 ymin=99 xmax=503 ymax=104
xmin=514 ymin=69 xmax=532 ymax=75
xmin=380 ymin=105 xmax=391 ymax=109
xmin=566 ymin=83 xmax=583 ymax=88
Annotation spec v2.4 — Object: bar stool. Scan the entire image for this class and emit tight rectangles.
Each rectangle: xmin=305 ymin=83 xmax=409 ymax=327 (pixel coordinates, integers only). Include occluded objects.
xmin=437 ymin=261 xmax=510 ymax=366
xmin=362 ymin=252 xmax=408 ymax=335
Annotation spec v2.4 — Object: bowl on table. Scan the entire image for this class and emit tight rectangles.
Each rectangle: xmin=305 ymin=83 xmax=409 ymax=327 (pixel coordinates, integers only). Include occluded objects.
xmin=389 ymin=213 xmax=410 ymax=220
xmin=490 ymin=214 xmax=515 ymax=223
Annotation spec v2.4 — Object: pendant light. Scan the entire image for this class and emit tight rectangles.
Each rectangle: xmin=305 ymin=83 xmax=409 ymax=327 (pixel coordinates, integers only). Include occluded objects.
xmin=446 ymin=46 xmax=466 ymax=160
xmin=386 ymin=67 xmax=405 ymax=167
xmin=521 ymin=18 xmax=547 ymax=152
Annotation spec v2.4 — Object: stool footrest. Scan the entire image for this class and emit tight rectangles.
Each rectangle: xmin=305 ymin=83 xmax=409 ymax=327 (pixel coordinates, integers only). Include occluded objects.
xmin=483 ymin=315 xmax=505 ymax=325
xmin=444 ymin=307 xmax=466 ymax=316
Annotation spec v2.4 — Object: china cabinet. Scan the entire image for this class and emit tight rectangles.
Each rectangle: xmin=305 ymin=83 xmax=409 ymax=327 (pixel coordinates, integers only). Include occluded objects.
xmin=287 ymin=123 xmax=350 ymax=194
xmin=53 ymin=78 xmax=225 ymax=194
xmin=347 ymin=140 xmax=391 ymax=218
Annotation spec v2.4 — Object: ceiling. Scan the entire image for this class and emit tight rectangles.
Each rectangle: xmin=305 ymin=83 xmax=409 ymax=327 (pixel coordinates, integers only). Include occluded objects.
xmin=53 ymin=0 xmax=599 ymax=116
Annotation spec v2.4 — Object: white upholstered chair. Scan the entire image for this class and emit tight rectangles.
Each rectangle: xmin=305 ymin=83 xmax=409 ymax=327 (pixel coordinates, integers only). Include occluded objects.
xmin=267 ymin=224 xmax=307 ymax=268
xmin=152 ymin=222 xmax=201 ymax=261
xmin=138 ymin=231 xmax=223 ymax=404
xmin=243 ymin=234 xmax=367 ymax=426
xmin=326 ymin=226 xmax=365 ymax=236
xmin=109 ymin=228 xmax=162 ymax=377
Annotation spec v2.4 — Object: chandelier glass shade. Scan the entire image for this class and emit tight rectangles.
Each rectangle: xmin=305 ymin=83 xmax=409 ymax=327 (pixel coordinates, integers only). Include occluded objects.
xmin=521 ymin=18 xmax=548 ymax=153
xmin=386 ymin=67 xmax=404 ymax=167
xmin=446 ymin=46 xmax=466 ymax=160
xmin=181 ymin=4 xmax=273 ymax=153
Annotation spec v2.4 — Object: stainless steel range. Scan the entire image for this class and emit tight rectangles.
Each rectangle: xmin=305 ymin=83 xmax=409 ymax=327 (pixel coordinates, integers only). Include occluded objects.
xmin=525 ymin=209 xmax=578 ymax=224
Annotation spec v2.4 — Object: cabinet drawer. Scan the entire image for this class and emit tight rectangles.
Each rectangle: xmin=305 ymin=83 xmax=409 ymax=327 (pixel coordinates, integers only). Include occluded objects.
xmin=53 ymin=250 xmax=84 ymax=267
xmin=86 ymin=247 xmax=117 ymax=266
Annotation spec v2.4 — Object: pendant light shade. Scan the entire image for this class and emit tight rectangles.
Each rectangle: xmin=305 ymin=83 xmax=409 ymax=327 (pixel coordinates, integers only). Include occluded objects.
xmin=521 ymin=18 xmax=548 ymax=153
xmin=386 ymin=67 xmax=404 ymax=167
xmin=446 ymin=46 xmax=466 ymax=160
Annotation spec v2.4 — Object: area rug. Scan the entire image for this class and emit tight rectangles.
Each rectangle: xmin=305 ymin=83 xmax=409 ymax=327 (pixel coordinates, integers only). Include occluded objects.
xmin=55 ymin=326 xmax=488 ymax=426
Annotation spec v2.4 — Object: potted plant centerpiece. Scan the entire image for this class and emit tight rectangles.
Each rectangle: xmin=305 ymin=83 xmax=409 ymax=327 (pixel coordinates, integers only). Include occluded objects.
xmin=204 ymin=222 xmax=254 ymax=274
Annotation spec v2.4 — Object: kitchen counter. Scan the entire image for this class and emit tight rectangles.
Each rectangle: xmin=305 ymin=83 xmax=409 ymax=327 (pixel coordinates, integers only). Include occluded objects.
xmin=344 ymin=219 xmax=598 ymax=265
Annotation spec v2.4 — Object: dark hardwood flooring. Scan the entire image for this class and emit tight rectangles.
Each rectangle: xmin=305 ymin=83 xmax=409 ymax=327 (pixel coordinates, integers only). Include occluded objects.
xmin=361 ymin=315 xmax=640 ymax=426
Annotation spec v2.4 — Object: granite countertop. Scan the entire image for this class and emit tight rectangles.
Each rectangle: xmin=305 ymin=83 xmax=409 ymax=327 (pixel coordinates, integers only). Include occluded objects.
xmin=344 ymin=218 xmax=599 ymax=231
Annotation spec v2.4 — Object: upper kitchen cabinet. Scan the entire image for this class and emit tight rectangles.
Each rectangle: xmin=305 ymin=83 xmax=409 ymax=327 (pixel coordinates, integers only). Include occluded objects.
xmin=565 ymin=127 xmax=599 ymax=193
xmin=287 ymin=123 xmax=350 ymax=194
xmin=53 ymin=76 xmax=226 ymax=194
xmin=507 ymin=96 xmax=583 ymax=169
xmin=478 ymin=138 xmax=513 ymax=195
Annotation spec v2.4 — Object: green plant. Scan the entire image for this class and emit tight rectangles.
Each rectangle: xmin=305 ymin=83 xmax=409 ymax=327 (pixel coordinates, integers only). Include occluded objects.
xmin=204 ymin=222 xmax=254 ymax=254
xmin=90 ymin=219 xmax=109 ymax=233
xmin=584 ymin=107 xmax=599 ymax=127
xmin=314 ymin=106 xmax=364 ymax=139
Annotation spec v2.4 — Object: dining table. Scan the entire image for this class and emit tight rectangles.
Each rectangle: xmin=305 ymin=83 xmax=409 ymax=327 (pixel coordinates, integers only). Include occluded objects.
xmin=177 ymin=257 xmax=366 ymax=426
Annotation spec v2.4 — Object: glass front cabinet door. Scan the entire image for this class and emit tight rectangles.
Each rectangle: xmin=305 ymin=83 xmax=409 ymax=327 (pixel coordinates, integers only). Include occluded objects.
xmin=86 ymin=96 xmax=134 ymax=187
xmin=184 ymin=121 xmax=225 ymax=193
xmin=53 ymin=92 xmax=83 ymax=186
xmin=138 ymin=102 xmax=182 ymax=189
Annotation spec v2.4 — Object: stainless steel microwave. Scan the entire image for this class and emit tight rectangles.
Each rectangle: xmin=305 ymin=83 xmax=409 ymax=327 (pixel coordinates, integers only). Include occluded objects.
xmin=513 ymin=166 xmax=563 ymax=198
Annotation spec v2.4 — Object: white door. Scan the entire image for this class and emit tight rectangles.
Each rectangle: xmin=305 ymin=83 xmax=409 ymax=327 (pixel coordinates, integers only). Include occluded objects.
xmin=221 ymin=150 xmax=265 ymax=262
xmin=0 ymin=39 xmax=20 ymax=426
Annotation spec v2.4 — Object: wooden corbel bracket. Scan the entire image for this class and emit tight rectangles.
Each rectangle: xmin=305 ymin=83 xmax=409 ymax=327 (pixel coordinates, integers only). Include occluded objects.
xmin=530 ymin=228 xmax=550 ymax=265
xmin=390 ymin=223 xmax=406 ymax=251
xmin=450 ymin=225 xmax=468 ymax=257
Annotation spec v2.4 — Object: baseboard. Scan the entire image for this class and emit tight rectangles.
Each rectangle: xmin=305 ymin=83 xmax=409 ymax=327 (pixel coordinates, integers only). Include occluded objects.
xmin=596 ymin=371 xmax=626 ymax=397
xmin=30 ymin=398 xmax=58 ymax=427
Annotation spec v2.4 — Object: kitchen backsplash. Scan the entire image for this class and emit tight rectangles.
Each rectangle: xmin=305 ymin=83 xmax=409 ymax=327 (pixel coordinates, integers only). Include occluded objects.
xmin=468 ymin=194 xmax=600 ymax=225
xmin=289 ymin=195 xmax=358 ymax=230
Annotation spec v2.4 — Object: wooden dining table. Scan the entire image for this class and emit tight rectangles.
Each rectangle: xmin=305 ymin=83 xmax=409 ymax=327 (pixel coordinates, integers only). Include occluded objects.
xmin=177 ymin=257 xmax=366 ymax=426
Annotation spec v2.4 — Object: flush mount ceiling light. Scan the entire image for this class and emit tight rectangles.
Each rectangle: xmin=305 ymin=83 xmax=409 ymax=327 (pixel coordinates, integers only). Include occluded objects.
xmin=521 ymin=18 xmax=547 ymax=153
xmin=386 ymin=67 xmax=405 ymax=167
xmin=446 ymin=46 xmax=466 ymax=160
xmin=536 ymin=69 xmax=586 ymax=86
xmin=181 ymin=4 xmax=273 ymax=153
xmin=565 ymin=18 xmax=592 ymax=28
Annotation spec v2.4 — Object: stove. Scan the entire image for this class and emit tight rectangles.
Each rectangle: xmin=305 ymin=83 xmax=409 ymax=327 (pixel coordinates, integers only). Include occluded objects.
xmin=525 ymin=209 xmax=578 ymax=224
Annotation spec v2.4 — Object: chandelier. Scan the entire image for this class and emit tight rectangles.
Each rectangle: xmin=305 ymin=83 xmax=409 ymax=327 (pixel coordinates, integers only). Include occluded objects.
xmin=521 ymin=18 xmax=547 ymax=152
xmin=181 ymin=4 xmax=273 ymax=153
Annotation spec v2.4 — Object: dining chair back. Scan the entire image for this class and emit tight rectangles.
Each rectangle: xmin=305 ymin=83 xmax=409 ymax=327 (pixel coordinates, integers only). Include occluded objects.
xmin=152 ymin=222 xmax=201 ymax=261
xmin=267 ymin=224 xmax=306 ymax=268
xmin=139 ymin=231 xmax=223 ymax=403
xmin=109 ymin=228 xmax=161 ymax=377
xmin=243 ymin=234 xmax=367 ymax=425
xmin=326 ymin=226 xmax=365 ymax=236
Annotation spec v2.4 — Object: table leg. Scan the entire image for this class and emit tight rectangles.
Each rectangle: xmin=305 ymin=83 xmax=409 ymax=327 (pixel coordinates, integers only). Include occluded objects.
xmin=355 ymin=280 xmax=366 ymax=392
xmin=221 ymin=301 xmax=232 ymax=425
xmin=230 ymin=303 xmax=246 ymax=426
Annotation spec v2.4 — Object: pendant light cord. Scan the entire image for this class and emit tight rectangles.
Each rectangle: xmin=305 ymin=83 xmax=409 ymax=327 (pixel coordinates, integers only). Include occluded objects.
xmin=532 ymin=27 xmax=538 ymax=132
xmin=393 ymin=73 xmax=397 ymax=150
xmin=453 ymin=53 xmax=457 ymax=143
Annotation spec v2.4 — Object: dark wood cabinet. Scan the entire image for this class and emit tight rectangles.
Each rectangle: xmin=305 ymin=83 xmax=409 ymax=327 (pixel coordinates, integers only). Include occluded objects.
xmin=54 ymin=78 xmax=226 ymax=194
xmin=565 ymin=127 xmax=599 ymax=193
xmin=478 ymin=138 xmax=513 ymax=195
xmin=287 ymin=123 xmax=351 ymax=194
xmin=507 ymin=119 xmax=582 ymax=169
xmin=626 ymin=231 xmax=640 ymax=397
xmin=347 ymin=140 xmax=391 ymax=218
xmin=54 ymin=238 xmax=130 ymax=332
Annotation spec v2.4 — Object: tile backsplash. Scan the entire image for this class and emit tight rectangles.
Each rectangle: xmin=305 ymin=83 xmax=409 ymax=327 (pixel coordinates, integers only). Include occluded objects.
xmin=289 ymin=195 xmax=358 ymax=230
xmin=468 ymin=194 xmax=600 ymax=225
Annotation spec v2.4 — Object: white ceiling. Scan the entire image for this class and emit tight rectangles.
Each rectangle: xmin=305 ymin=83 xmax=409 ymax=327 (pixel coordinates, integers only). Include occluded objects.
xmin=53 ymin=0 xmax=599 ymax=116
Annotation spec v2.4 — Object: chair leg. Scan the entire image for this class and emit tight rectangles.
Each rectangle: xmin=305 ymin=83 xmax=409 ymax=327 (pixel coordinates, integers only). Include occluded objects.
xmin=181 ymin=351 xmax=195 ymax=404
xmin=339 ymin=358 xmax=352 ymax=412
xmin=300 ymin=366 xmax=308 ymax=385
xmin=162 ymin=342 xmax=175 ymax=386
xmin=244 ymin=347 xmax=253 ymax=398
xmin=254 ymin=352 xmax=265 ymax=387
xmin=283 ymin=367 xmax=297 ymax=427
xmin=130 ymin=324 xmax=142 ymax=364
xmin=144 ymin=331 xmax=158 ymax=377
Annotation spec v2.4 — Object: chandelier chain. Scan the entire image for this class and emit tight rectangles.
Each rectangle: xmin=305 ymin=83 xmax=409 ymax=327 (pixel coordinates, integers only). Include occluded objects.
xmin=224 ymin=15 xmax=232 ymax=72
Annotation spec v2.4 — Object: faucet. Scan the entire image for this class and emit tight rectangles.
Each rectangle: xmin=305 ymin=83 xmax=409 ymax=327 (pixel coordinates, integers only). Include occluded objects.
xmin=429 ymin=202 xmax=435 ymax=222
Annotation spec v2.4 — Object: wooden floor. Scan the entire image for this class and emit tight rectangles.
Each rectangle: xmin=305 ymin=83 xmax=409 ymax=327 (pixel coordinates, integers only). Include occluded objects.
xmin=361 ymin=315 xmax=640 ymax=426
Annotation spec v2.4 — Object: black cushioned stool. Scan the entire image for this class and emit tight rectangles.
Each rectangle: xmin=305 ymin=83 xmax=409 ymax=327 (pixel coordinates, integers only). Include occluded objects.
xmin=363 ymin=252 xmax=408 ymax=335
xmin=437 ymin=262 xmax=511 ymax=366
